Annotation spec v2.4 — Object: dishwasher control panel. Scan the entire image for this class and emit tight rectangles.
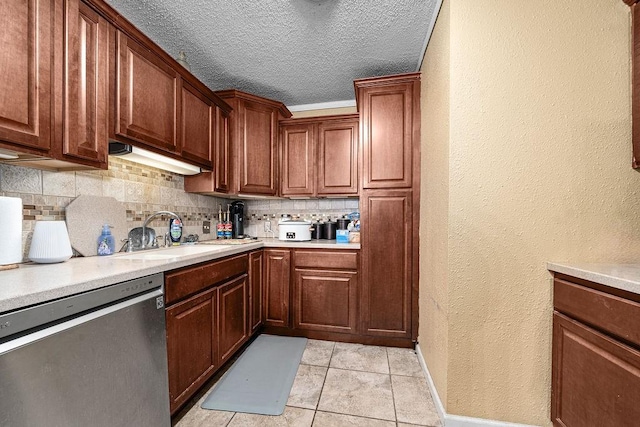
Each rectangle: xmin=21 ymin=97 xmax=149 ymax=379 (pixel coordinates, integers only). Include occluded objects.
xmin=0 ymin=273 xmax=164 ymax=341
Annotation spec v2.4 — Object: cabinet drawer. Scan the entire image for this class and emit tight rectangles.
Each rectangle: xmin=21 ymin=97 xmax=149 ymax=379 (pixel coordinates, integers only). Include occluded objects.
xmin=554 ymin=278 xmax=640 ymax=348
xmin=552 ymin=312 xmax=640 ymax=426
xmin=294 ymin=250 xmax=358 ymax=270
xmin=165 ymin=254 xmax=248 ymax=305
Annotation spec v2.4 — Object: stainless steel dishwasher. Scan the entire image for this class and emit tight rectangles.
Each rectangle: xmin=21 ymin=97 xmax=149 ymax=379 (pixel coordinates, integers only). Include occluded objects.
xmin=0 ymin=273 xmax=170 ymax=427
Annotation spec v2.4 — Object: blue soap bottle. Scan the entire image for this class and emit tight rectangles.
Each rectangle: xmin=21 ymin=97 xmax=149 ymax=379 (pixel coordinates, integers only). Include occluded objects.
xmin=97 ymin=224 xmax=115 ymax=256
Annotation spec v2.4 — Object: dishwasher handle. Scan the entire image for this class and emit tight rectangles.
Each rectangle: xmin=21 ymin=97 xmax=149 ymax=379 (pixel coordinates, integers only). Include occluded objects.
xmin=0 ymin=273 xmax=163 ymax=340
xmin=0 ymin=288 xmax=164 ymax=354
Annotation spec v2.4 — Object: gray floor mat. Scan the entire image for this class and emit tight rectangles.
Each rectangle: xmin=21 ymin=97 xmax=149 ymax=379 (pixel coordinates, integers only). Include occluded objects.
xmin=201 ymin=334 xmax=308 ymax=416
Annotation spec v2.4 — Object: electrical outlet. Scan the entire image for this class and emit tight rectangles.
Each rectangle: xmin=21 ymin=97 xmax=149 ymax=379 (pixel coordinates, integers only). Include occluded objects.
xmin=203 ymin=221 xmax=211 ymax=234
xmin=264 ymin=220 xmax=271 ymax=232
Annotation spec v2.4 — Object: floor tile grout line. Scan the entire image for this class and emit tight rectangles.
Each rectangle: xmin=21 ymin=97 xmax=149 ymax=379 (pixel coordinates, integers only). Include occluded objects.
xmin=315 ymin=408 xmax=398 ymax=424
xmin=327 ymin=365 xmax=390 ymax=375
xmin=224 ymin=411 xmax=237 ymax=426
xmin=314 ymin=341 xmax=335 ymax=415
xmin=387 ymin=347 xmax=400 ymax=425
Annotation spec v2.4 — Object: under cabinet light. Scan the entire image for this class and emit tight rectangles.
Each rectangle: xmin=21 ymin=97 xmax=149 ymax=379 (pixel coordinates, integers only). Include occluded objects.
xmin=108 ymin=142 xmax=201 ymax=175
xmin=0 ymin=148 xmax=19 ymax=160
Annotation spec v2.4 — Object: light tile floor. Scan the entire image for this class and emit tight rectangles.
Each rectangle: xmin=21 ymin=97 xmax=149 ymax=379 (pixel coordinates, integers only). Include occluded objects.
xmin=174 ymin=339 xmax=441 ymax=427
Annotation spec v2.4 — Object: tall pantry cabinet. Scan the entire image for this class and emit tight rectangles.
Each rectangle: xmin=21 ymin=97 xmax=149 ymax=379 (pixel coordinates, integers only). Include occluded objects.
xmin=355 ymin=73 xmax=420 ymax=342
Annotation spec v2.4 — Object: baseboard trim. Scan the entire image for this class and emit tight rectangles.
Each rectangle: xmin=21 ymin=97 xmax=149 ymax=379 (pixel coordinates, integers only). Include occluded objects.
xmin=415 ymin=343 xmax=447 ymax=423
xmin=414 ymin=343 xmax=539 ymax=427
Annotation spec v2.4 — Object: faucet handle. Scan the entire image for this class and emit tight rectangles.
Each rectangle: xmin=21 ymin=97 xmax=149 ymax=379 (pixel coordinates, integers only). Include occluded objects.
xmin=119 ymin=238 xmax=133 ymax=253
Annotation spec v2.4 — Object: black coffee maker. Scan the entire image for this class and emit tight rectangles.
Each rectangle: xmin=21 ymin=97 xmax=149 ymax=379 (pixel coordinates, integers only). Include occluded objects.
xmin=230 ymin=201 xmax=245 ymax=238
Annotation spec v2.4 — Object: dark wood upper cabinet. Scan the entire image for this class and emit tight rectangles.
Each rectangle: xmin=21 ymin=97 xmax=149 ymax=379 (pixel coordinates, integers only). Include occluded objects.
xmin=214 ymin=107 xmax=231 ymax=192
xmin=0 ymin=0 xmax=55 ymax=154
xmin=218 ymin=90 xmax=291 ymax=196
xmin=179 ymin=81 xmax=214 ymax=169
xmin=186 ymin=90 xmax=291 ymax=196
xmin=115 ymin=31 xmax=178 ymax=153
xmin=62 ymin=0 xmax=110 ymax=168
xmin=317 ymin=116 xmax=359 ymax=196
xmin=181 ymin=105 xmax=230 ymax=192
xmin=355 ymin=74 xmax=420 ymax=189
xmin=278 ymin=114 xmax=359 ymax=198
xmin=280 ymin=123 xmax=316 ymax=196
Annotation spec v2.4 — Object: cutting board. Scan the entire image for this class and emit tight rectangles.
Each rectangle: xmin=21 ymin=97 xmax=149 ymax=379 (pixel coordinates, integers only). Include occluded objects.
xmin=65 ymin=195 xmax=128 ymax=256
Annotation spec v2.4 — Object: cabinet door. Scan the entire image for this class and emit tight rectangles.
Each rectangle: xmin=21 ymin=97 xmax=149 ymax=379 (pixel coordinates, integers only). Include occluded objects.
xmin=238 ymin=100 xmax=278 ymax=195
xmin=166 ymin=287 xmax=217 ymax=414
xmin=358 ymin=81 xmax=417 ymax=189
xmin=264 ymin=249 xmax=291 ymax=327
xmin=218 ymin=274 xmax=249 ymax=365
xmin=249 ymin=250 xmax=264 ymax=334
xmin=116 ymin=31 xmax=178 ymax=152
xmin=552 ymin=312 xmax=640 ymax=427
xmin=360 ymin=190 xmax=412 ymax=338
xmin=215 ymin=107 xmax=230 ymax=192
xmin=293 ymin=269 xmax=358 ymax=334
xmin=62 ymin=0 xmax=109 ymax=167
xmin=180 ymin=81 xmax=213 ymax=169
xmin=280 ymin=123 xmax=315 ymax=196
xmin=317 ymin=118 xmax=358 ymax=196
xmin=0 ymin=0 xmax=54 ymax=152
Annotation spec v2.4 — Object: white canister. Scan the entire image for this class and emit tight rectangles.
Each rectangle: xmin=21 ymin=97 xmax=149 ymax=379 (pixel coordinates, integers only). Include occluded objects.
xmin=29 ymin=221 xmax=73 ymax=263
xmin=0 ymin=196 xmax=23 ymax=265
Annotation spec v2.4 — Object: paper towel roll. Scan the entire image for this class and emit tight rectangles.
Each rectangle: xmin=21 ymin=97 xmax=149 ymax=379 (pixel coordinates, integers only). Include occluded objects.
xmin=0 ymin=196 xmax=23 ymax=265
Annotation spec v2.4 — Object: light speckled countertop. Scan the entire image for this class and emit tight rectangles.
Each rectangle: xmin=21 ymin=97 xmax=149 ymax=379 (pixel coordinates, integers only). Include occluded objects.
xmin=0 ymin=239 xmax=360 ymax=313
xmin=547 ymin=262 xmax=640 ymax=295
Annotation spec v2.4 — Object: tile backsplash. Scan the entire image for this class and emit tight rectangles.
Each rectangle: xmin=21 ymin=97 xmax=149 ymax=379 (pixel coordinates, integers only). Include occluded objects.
xmin=243 ymin=198 xmax=359 ymax=238
xmin=0 ymin=158 xmax=358 ymax=258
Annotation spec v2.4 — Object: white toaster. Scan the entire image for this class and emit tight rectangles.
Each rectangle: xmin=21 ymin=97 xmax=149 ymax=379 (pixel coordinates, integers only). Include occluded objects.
xmin=277 ymin=219 xmax=312 ymax=241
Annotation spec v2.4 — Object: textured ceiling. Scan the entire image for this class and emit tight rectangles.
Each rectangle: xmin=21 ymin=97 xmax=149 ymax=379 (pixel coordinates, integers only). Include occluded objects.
xmin=105 ymin=0 xmax=440 ymax=107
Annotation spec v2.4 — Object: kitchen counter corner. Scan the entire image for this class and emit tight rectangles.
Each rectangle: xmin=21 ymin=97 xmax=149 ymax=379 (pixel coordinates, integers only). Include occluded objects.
xmin=547 ymin=262 xmax=640 ymax=295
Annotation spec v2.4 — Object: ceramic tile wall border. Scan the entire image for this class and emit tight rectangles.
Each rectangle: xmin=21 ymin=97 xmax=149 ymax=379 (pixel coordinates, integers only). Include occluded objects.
xmin=243 ymin=198 xmax=359 ymax=238
xmin=0 ymin=158 xmax=225 ymax=260
xmin=0 ymin=158 xmax=360 ymax=258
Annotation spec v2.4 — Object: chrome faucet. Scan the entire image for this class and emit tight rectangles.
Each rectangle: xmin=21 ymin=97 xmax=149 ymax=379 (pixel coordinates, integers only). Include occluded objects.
xmin=141 ymin=211 xmax=183 ymax=249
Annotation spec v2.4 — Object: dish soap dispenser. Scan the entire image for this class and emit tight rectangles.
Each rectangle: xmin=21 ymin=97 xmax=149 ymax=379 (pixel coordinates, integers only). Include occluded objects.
xmin=97 ymin=224 xmax=115 ymax=256
xmin=169 ymin=218 xmax=183 ymax=246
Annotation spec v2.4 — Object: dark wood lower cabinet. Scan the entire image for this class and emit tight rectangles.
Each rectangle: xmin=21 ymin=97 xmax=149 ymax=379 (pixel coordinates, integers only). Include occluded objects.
xmin=552 ymin=313 xmax=640 ymax=426
xmin=261 ymin=247 xmax=414 ymax=347
xmin=249 ymin=250 xmax=264 ymax=334
xmin=166 ymin=287 xmax=217 ymax=413
xmin=360 ymin=190 xmax=413 ymax=339
xmin=218 ymin=274 xmax=248 ymax=365
xmin=264 ymin=249 xmax=291 ymax=328
xmin=164 ymin=253 xmax=257 ymax=415
xmin=293 ymin=269 xmax=357 ymax=334
xmin=552 ymin=274 xmax=640 ymax=426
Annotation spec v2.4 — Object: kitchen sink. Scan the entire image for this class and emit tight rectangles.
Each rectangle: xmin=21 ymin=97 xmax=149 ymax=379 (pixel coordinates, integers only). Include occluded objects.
xmin=116 ymin=245 xmax=233 ymax=260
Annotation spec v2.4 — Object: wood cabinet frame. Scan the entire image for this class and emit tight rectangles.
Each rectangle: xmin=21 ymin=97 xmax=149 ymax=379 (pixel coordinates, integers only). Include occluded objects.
xmin=0 ymin=0 xmax=55 ymax=154
xmin=552 ymin=273 xmax=640 ymax=426
xmin=164 ymin=253 xmax=254 ymax=415
xmin=279 ymin=114 xmax=359 ymax=197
